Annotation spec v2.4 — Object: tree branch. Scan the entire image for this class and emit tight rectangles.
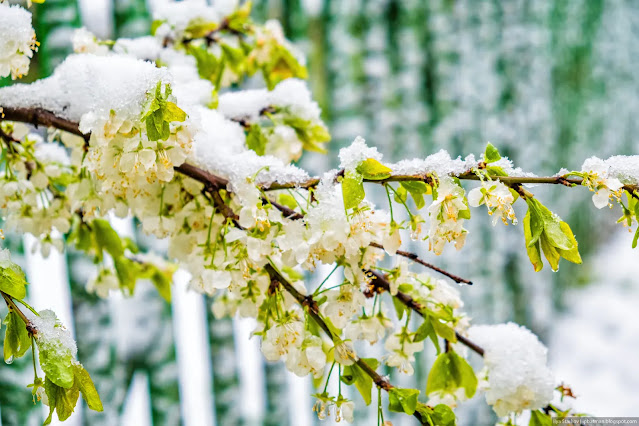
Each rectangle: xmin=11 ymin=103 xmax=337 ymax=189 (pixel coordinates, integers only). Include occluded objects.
xmin=369 ymin=242 xmax=472 ymax=285
xmin=265 ymin=264 xmax=426 ymax=424
xmin=1 ymin=291 xmax=35 ymax=334
xmin=367 ymin=270 xmax=485 ymax=358
xmin=0 ymin=106 xmax=473 ymax=286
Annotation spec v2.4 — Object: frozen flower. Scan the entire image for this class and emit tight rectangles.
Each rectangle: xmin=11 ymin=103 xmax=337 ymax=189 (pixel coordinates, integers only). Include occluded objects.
xmin=0 ymin=3 xmax=37 ymax=79
xmin=468 ymin=180 xmax=517 ymax=225
xmin=72 ymin=28 xmax=109 ymax=55
xmin=468 ymin=322 xmax=555 ymax=417
xmin=580 ymin=157 xmax=624 ymax=209
xmin=428 ymin=176 xmax=469 ymax=254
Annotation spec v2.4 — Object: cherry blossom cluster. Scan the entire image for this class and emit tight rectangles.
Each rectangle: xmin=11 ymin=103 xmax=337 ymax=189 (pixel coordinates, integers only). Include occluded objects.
xmin=0 ymin=2 xmax=37 ymax=79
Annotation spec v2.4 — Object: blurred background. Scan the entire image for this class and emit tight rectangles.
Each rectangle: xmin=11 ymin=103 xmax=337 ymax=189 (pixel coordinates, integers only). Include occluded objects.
xmin=1 ymin=0 xmax=638 ymax=425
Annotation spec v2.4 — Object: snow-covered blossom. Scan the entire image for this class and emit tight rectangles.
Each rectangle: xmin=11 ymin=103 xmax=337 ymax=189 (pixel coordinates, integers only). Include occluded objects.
xmin=428 ymin=176 xmax=469 ymax=254
xmin=0 ymin=3 xmax=37 ymax=79
xmin=467 ymin=322 xmax=555 ymax=417
xmin=72 ymin=28 xmax=109 ymax=55
xmin=468 ymin=180 xmax=517 ymax=225
xmin=581 ymin=157 xmax=624 ymax=209
xmin=338 ymin=136 xmax=383 ymax=172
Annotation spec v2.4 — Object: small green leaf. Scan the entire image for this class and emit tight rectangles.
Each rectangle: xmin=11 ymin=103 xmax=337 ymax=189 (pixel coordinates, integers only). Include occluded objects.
xmin=164 ymin=102 xmax=187 ymax=123
xmin=341 ymin=172 xmax=365 ymax=210
xmin=188 ymin=45 xmax=220 ymax=82
xmin=277 ymin=193 xmax=298 ymax=210
xmin=529 ymin=410 xmax=552 ymax=426
xmin=484 ymin=143 xmax=501 ymax=163
xmin=555 ymin=221 xmax=582 ymax=264
xmin=246 ymin=124 xmax=268 ymax=156
xmin=540 ymin=234 xmax=561 ymax=272
xmin=426 ymin=351 xmax=477 ymax=399
xmin=392 ymin=296 xmax=406 ymax=320
xmin=150 ymin=268 xmax=172 ymax=302
xmin=74 ymin=365 xmax=103 ymax=412
xmin=400 ymin=181 xmax=430 ymax=209
xmin=414 ymin=317 xmax=440 ymax=354
xmin=43 ymin=377 xmax=80 ymax=424
xmin=150 ymin=20 xmax=165 ymax=36
xmin=356 ymin=158 xmax=392 ymax=180
xmin=633 ymin=227 xmax=639 ymax=249
xmin=388 ymin=388 xmax=420 ymax=415
xmin=394 ymin=185 xmax=408 ymax=204
xmin=93 ymin=219 xmax=124 ymax=258
xmin=38 ymin=344 xmax=75 ymax=389
xmin=523 ymin=211 xmax=544 ymax=272
xmin=431 ymin=404 xmax=456 ymax=426
xmin=0 ymin=263 xmax=28 ymax=300
xmin=3 ymin=310 xmax=31 ymax=362
xmin=431 ymin=318 xmax=457 ymax=342
xmin=340 ymin=358 xmax=378 ymax=405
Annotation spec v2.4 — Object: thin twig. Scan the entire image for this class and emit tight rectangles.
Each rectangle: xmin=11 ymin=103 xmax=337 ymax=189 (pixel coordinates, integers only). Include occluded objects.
xmin=1 ymin=291 xmax=34 ymax=333
xmin=369 ymin=242 xmax=472 ymax=285
xmin=367 ymin=270 xmax=485 ymax=358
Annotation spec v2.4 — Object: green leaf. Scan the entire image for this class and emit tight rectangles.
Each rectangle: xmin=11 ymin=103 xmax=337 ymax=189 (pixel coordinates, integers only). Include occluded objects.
xmin=633 ymin=227 xmax=639 ymax=249
xmin=388 ymin=388 xmax=420 ymax=415
xmin=414 ymin=316 xmax=441 ymax=354
xmin=112 ymin=257 xmax=139 ymax=294
xmin=486 ymin=165 xmax=508 ymax=176
xmin=93 ymin=219 xmax=124 ymax=258
xmin=164 ymin=102 xmax=187 ymax=123
xmin=426 ymin=351 xmax=477 ymax=399
xmin=431 ymin=318 xmax=457 ymax=342
xmin=431 ymin=404 xmax=456 ymax=426
xmin=277 ymin=193 xmax=298 ymax=210
xmin=246 ymin=124 xmax=268 ymax=156
xmin=0 ymin=263 xmax=28 ymax=300
xmin=392 ymin=296 xmax=406 ymax=320
xmin=150 ymin=20 xmax=165 ymax=36
xmin=340 ymin=358 xmax=379 ymax=405
xmin=523 ymin=210 xmax=543 ymax=272
xmin=3 ymin=310 xmax=31 ymax=362
xmin=356 ymin=158 xmax=392 ymax=180
xmin=38 ymin=344 xmax=75 ymax=389
xmin=555 ymin=221 xmax=582 ymax=264
xmin=188 ymin=45 xmax=220 ymax=82
xmin=540 ymin=234 xmax=561 ymax=272
xmin=457 ymin=208 xmax=471 ymax=220
xmin=484 ymin=143 xmax=501 ymax=163
xmin=342 ymin=172 xmax=365 ymax=210
xmin=400 ymin=181 xmax=430 ymax=209
xmin=150 ymin=268 xmax=172 ymax=302
xmin=73 ymin=365 xmax=103 ymax=412
xmin=393 ymin=184 xmax=408 ymax=204
xmin=43 ymin=377 xmax=79 ymax=424
xmin=529 ymin=410 xmax=552 ymax=426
